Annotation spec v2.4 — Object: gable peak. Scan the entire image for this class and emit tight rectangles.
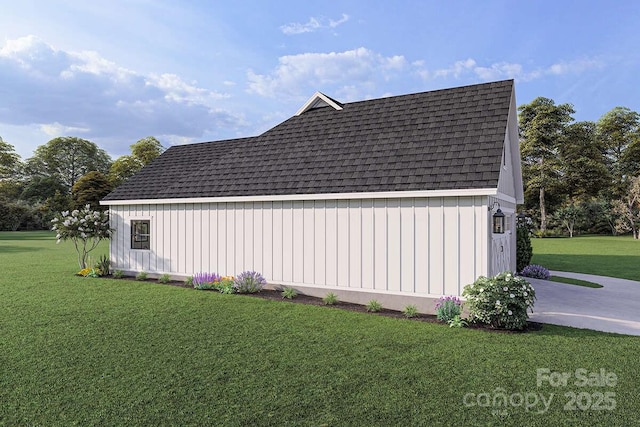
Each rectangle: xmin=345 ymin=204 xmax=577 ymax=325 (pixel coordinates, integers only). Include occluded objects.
xmin=295 ymin=91 xmax=343 ymax=116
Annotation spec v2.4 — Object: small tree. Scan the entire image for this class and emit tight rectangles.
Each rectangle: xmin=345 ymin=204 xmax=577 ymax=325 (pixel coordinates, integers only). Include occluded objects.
xmin=553 ymin=203 xmax=584 ymax=238
xmin=51 ymin=205 xmax=113 ymax=268
xmin=612 ymin=176 xmax=640 ymax=239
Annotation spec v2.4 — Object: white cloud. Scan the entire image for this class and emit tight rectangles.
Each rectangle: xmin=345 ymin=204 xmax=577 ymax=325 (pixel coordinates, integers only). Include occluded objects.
xmin=546 ymin=58 xmax=603 ymax=75
xmin=40 ymin=122 xmax=90 ymax=136
xmin=432 ymin=58 xmax=477 ymax=79
xmin=149 ymin=73 xmax=230 ymax=104
xmin=0 ymin=35 xmax=241 ymax=150
xmin=329 ymin=13 xmax=350 ymax=28
xmin=473 ymin=62 xmax=529 ymax=81
xmin=247 ymin=47 xmax=406 ymax=98
xmin=280 ymin=14 xmax=349 ymax=35
xmin=281 ymin=17 xmax=322 ymax=35
xmin=415 ymin=57 xmax=602 ymax=83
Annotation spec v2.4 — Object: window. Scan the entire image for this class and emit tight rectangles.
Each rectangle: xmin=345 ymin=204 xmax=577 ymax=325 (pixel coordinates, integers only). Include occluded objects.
xmin=131 ymin=220 xmax=150 ymax=250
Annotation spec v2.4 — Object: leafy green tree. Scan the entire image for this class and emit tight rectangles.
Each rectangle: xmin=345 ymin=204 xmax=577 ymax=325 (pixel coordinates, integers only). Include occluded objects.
xmin=559 ymin=121 xmax=610 ymax=201
xmin=0 ymin=137 xmax=22 ymax=179
xmin=131 ymin=136 xmax=164 ymax=165
xmin=582 ymin=199 xmax=618 ymax=235
xmin=42 ymin=191 xmax=73 ymax=221
xmin=0 ymin=180 xmax=24 ymax=202
xmin=25 ymin=137 xmax=112 ymax=192
xmin=518 ymin=97 xmax=575 ymax=232
xmin=0 ymin=201 xmax=29 ymax=231
xmin=621 ymin=138 xmax=640 ymax=185
xmin=20 ymin=176 xmax=67 ymax=203
xmin=553 ymin=202 xmax=584 ymax=238
xmin=597 ymin=107 xmax=640 ymax=197
xmin=108 ymin=155 xmax=142 ymax=187
xmin=71 ymin=171 xmax=113 ymax=210
xmin=109 ymin=136 xmax=164 ymax=187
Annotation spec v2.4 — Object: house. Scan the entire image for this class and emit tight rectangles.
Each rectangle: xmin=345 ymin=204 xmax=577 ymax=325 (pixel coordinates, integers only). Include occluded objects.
xmin=101 ymin=80 xmax=523 ymax=311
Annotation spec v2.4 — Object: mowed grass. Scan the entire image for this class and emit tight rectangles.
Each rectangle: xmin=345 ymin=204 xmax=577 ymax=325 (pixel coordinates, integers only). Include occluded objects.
xmin=532 ymin=235 xmax=640 ymax=281
xmin=1 ymin=232 xmax=639 ymax=426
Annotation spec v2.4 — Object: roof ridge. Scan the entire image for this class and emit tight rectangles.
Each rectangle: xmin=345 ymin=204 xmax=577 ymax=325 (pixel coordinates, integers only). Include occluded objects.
xmin=342 ymin=79 xmax=514 ymax=107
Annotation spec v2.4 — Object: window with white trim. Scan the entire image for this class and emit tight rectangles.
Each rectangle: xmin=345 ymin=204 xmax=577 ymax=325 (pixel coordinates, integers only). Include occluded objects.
xmin=131 ymin=220 xmax=150 ymax=250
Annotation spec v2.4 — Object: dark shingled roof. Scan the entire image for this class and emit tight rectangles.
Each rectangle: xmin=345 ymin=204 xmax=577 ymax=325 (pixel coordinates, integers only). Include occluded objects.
xmin=103 ymin=80 xmax=513 ymax=201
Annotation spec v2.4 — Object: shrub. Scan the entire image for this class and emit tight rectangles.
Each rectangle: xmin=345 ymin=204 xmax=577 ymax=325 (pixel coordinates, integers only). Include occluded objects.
xmin=234 ymin=271 xmax=266 ymax=293
xmin=95 ymin=254 xmax=110 ymax=276
xmin=403 ymin=304 xmax=418 ymax=318
xmin=462 ymin=271 xmax=536 ymax=330
xmin=516 ymin=224 xmax=533 ymax=272
xmin=323 ymin=292 xmax=338 ymax=305
xmin=519 ymin=264 xmax=551 ymax=280
xmin=435 ymin=296 xmax=463 ymax=323
xmin=214 ymin=277 xmax=236 ymax=294
xmin=112 ymin=269 xmax=124 ymax=279
xmin=185 ymin=276 xmax=194 ymax=286
xmin=448 ymin=315 xmax=468 ymax=328
xmin=281 ymin=287 xmax=298 ymax=299
xmin=366 ymin=300 xmax=382 ymax=313
xmin=135 ymin=271 xmax=148 ymax=281
xmin=158 ymin=273 xmax=171 ymax=284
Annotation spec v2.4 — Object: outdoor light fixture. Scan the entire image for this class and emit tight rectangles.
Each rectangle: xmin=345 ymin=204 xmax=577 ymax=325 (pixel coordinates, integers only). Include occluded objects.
xmin=489 ymin=202 xmax=505 ymax=234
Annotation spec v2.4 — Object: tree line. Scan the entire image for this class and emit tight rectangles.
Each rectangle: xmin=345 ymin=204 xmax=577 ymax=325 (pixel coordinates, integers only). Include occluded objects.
xmin=519 ymin=100 xmax=640 ymax=238
xmin=0 ymin=136 xmax=164 ymax=231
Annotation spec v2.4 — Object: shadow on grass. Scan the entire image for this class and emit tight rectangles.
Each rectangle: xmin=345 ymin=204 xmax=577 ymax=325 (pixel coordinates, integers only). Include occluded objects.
xmin=0 ymin=231 xmax=55 ymax=241
xmin=536 ymin=322 xmax=635 ymax=338
xmin=0 ymin=245 xmax=44 ymax=253
xmin=532 ymin=254 xmax=640 ymax=282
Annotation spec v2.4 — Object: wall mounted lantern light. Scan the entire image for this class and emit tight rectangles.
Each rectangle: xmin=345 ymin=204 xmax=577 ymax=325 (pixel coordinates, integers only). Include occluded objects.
xmin=489 ymin=202 xmax=505 ymax=234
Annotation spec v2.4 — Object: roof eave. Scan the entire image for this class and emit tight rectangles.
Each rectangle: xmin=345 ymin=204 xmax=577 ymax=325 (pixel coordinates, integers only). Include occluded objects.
xmin=100 ymin=187 xmax=500 ymax=206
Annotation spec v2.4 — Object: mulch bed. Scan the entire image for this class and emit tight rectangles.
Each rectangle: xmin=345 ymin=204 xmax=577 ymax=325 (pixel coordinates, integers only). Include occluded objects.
xmin=126 ymin=276 xmax=543 ymax=333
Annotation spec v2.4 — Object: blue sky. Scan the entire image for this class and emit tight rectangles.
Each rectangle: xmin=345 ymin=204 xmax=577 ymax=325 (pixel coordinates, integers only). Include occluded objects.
xmin=1 ymin=0 xmax=639 ymax=160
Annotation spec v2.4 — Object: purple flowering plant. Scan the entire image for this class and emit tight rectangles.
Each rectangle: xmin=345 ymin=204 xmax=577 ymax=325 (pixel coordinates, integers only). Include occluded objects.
xmin=519 ymin=264 xmax=551 ymax=280
xmin=234 ymin=271 xmax=266 ymax=293
xmin=192 ymin=272 xmax=222 ymax=290
xmin=435 ymin=295 xmax=463 ymax=323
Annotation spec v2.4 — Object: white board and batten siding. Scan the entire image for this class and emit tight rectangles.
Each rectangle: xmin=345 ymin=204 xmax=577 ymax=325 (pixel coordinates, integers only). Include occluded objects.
xmin=110 ymin=195 xmax=490 ymax=298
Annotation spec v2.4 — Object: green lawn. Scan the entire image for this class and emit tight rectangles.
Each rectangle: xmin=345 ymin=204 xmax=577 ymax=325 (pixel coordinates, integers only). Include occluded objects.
xmin=1 ymin=231 xmax=639 ymax=426
xmin=532 ymin=235 xmax=640 ymax=281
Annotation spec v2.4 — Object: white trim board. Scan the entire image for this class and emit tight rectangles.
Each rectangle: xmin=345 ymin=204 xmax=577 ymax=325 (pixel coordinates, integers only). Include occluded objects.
xmin=102 ymin=188 xmax=507 ymax=206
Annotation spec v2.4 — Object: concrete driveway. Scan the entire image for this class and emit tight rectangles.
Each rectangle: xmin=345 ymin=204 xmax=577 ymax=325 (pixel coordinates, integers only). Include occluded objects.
xmin=527 ymin=271 xmax=640 ymax=336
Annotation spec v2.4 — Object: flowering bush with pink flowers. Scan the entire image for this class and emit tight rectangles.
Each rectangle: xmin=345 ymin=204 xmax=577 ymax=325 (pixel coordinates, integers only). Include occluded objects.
xmin=462 ymin=271 xmax=536 ymax=330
